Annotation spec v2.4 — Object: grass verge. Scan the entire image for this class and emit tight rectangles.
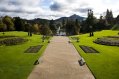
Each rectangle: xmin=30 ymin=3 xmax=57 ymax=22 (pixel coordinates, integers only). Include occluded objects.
xmin=70 ymin=30 xmax=119 ymax=79
xmin=0 ymin=31 xmax=50 ymax=79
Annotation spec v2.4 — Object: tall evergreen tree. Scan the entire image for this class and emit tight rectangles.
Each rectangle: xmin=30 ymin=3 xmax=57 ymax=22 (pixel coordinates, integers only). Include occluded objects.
xmin=62 ymin=19 xmax=66 ymax=29
xmin=49 ymin=19 xmax=56 ymax=35
xmin=86 ymin=9 xmax=95 ymax=36
xmin=75 ymin=19 xmax=80 ymax=34
xmin=14 ymin=17 xmax=25 ymax=31
xmin=105 ymin=9 xmax=114 ymax=28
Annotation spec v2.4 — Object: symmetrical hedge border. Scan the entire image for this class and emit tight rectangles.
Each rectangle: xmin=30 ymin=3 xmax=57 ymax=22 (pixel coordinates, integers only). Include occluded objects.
xmin=0 ymin=37 xmax=28 ymax=46
xmin=25 ymin=45 xmax=43 ymax=53
xmin=79 ymin=45 xmax=99 ymax=53
xmin=94 ymin=36 xmax=119 ymax=46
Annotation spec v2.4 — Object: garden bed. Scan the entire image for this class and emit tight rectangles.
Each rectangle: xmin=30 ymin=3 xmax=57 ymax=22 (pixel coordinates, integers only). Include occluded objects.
xmin=79 ymin=45 xmax=99 ymax=53
xmin=0 ymin=36 xmax=17 ymax=39
xmin=25 ymin=45 xmax=43 ymax=53
xmin=94 ymin=36 xmax=119 ymax=46
xmin=0 ymin=37 xmax=28 ymax=46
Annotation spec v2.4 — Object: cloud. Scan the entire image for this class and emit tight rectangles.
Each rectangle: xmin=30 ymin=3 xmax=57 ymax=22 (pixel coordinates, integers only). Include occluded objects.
xmin=0 ymin=0 xmax=119 ymax=19
xmin=74 ymin=7 xmax=93 ymax=13
xmin=50 ymin=2 xmax=62 ymax=11
xmin=0 ymin=8 xmax=36 ymax=14
xmin=8 ymin=0 xmax=21 ymax=6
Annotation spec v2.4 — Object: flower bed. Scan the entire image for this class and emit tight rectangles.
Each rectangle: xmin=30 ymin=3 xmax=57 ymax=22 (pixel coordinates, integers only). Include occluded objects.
xmin=25 ymin=45 xmax=43 ymax=53
xmin=0 ymin=37 xmax=28 ymax=46
xmin=79 ymin=45 xmax=99 ymax=53
xmin=94 ymin=36 xmax=119 ymax=46
xmin=0 ymin=36 xmax=17 ymax=39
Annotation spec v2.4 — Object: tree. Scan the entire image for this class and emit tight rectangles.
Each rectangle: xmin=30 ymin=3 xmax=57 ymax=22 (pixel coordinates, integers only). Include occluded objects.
xmin=40 ymin=24 xmax=52 ymax=35
xmin=86 ymin=9 xmax=95 ymax=36
xmin=116 ymin=15 xmax=119 ymax=24
xmin=95 ymin=15 xmax=108 ymax=30
xmin=2 ymin=16 xmax=14 ymax=31
xmin=26 ymin=23 xmax=32 ymax=36
xmin=62 ymin=19 xmax=66 ymax=29
xmin=0 ymin=18 xmax=6 ymax=34
xmin=65 ymin=19 xmax=76 ymax=35
xmin=75 ymin=19 xmax=80 ymax=34
xmin=14 ymin=17 xmax=25 ymax=31
xmin=0 ymin=21 xmax=4 ymax=31
xmin=49 ymin=19 xmax=56 ymax=35
xmin=105 ymin=9 xmax=114 ymax=28
xmin=32 ymin=23 xmax=40 ymax=34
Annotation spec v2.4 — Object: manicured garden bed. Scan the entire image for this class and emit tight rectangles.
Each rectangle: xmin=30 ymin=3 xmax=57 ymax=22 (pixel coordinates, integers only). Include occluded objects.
xmin=25 ymin=45 xmax=43 ymax=53
xmin=79 ymin=45 xmax=99 ymax=53
xmin=0 ymin=37 xmax=28 ymax=46
xmin=0 ymin=36 xmax=16 ymax=39
xmin=94 ymin=36 xmax=119 ymax=46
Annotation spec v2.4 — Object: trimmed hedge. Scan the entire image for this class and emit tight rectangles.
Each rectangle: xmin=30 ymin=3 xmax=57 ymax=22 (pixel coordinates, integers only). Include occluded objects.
xmin=0 ymin=37 xmax=28 ymax=46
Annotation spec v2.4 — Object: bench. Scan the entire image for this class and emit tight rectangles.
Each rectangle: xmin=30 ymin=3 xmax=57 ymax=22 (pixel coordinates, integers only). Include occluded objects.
xmin=78 ymin=57 xmax=86 ymax=66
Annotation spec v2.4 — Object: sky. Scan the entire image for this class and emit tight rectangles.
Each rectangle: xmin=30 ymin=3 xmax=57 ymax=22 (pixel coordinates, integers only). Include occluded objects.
xmin=0 ymin=0 xmax=119 ymax=20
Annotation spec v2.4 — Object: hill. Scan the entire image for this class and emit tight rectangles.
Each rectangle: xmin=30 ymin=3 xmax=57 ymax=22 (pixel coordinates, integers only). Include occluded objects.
xmin=55 ymin=14 xmax=85 ymax=22
xmin=24 ymin=14 xmax=85 ymax=24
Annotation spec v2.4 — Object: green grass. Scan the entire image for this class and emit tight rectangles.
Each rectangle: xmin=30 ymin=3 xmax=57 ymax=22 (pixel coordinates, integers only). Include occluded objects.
xmin=0 ymin=31 xmax=50 ymax=79
xmin=70 ymin=30 xmax=119 ymax=79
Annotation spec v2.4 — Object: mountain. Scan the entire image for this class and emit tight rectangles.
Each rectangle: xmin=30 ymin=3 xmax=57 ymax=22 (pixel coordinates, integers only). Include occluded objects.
xmin=24 ymin=18 xmax=49 ymax=25
xmin=69 ymin=14 xmax=85 ymax=21
xmin=24 ymin=14 xmax=85 ymax=24
xmin=55 ymin=14 xmax=85 ymax=22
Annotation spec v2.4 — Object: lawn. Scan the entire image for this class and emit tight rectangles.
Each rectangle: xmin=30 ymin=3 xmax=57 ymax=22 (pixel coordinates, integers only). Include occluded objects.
xmin=70 ymin=30 xmax=119 ymax=79
xmin=0 ymin=31 xmax=50 ymax=79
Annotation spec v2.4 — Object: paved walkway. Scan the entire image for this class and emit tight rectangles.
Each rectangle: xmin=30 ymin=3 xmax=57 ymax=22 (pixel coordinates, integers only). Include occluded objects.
xmin=28 ymin=36 xmax=95 ymax=79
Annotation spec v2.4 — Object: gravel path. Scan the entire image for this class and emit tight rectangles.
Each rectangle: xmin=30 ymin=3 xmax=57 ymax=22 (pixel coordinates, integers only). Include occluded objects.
xmin=28 ymin=36 xmax=95 ymax=79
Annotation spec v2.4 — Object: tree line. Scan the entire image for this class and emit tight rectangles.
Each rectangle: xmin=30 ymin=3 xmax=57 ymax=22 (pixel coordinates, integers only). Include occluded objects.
xmin=0 ymin=16 xmax=52 ymax=35
xmin=0 ymin=9 xmax=119 ymax=35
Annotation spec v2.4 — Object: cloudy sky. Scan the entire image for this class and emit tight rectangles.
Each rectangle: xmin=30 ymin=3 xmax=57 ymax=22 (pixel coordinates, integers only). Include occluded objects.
xmin=0 ymin=0 xmax=119 ymax=20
